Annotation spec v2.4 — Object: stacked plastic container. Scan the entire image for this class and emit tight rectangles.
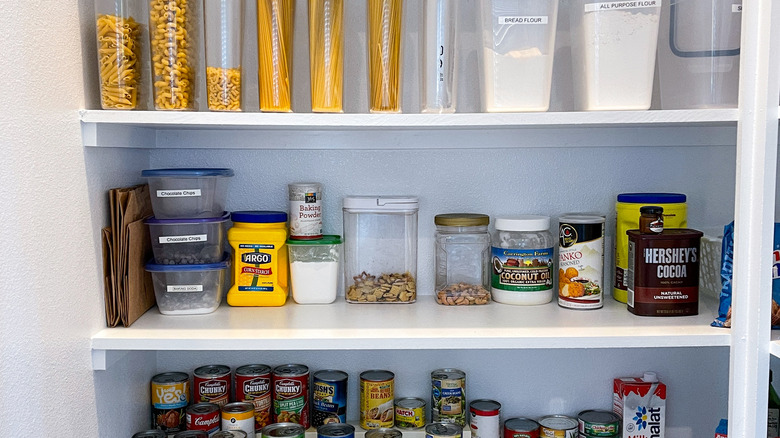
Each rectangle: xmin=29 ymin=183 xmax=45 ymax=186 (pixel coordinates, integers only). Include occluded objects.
xmin=142 ymin=168 xmax=235 ymax=315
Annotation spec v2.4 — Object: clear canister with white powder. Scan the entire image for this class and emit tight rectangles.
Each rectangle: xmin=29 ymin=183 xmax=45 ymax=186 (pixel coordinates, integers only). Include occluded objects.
xmin=491 ymin=216 xmax=554 ymax=305
xmin=287 ymin=235 xmax=342 ymax=304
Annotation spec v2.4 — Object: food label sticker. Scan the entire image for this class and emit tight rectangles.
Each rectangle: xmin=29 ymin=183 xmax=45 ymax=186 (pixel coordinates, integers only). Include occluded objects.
xmin=159 ymin=234 xmax=208 ymax=244
xmin=491 ymin=247 xmax=554 ymax=292
xmin=156 ymin=189 xmax=202 ymax=198
xmin=498 ymin=16 xmax=548 ymax=24
xmin=732 ymin=4 xmax=742 ymax=12
xmin=584 ymin=0 xmax=661 ymax=12
xmin=167 ymin=284 xmax=204 ymax=293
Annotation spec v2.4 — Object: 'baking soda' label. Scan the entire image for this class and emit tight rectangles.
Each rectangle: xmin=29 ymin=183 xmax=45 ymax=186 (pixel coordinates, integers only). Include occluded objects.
xmin=585 ymin=0 xmax=661 ymax=12
xmin=159 ymin=234 xmax=207 ymax=244
xmin=491 ymin=247 xmax=554 ymax=292
xmin=167 ymin=284 xmax=204 ymax=293
xmin=499 ymin=16 xmax=548 ymax=25
xmin=157 ymin=189 xmax=201 ymax=197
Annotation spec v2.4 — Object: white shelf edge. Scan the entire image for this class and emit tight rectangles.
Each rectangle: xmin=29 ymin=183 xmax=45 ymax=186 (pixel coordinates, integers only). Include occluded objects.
xmin=770 ymin=337 xmax=780 ymax=359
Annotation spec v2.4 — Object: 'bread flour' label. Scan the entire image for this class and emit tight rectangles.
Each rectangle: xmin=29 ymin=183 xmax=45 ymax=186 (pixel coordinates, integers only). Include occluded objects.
xmin=585 ymin=0 xmax=661 ymax=12
xmin=498 ymin=16 xmax=548 ymax=24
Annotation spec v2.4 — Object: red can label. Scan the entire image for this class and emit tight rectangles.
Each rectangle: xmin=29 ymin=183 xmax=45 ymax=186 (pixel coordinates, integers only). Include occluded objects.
xmin=274 ymin=375 xmax=309 ymax=428
xmin=187 ymin=404 xmax=221 ymax=435
xmin=236 ymin=374 xmax=273 ymax=432
xmin=505 ymin=423 xmax=540 ymax=438
xmin=195 ymin=375 xmax=230 ymax=407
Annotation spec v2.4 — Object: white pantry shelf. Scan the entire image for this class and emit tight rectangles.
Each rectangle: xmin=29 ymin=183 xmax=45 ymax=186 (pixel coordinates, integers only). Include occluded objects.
xmin=770 ymin=335 xmax=780 ymax=359
xmin=91 ymin=297 xmax=729 ymax=370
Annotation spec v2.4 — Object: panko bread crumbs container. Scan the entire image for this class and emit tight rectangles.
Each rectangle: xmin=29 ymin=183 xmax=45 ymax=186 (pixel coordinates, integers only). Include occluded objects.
xmin=228 ymin=211 xmax=289 ymax=307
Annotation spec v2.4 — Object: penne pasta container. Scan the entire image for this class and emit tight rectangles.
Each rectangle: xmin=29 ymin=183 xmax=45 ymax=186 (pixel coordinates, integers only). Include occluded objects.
xmin=204 ymin=0 xmax=244 ymax=111
xmin=94 ymin=0 xmax=144 ymax=109
xmin=257 ymin=0 xmax=296 ymax=112
xmin=148 ymin=0 xmax=200 ymax=110
xmin=367 ymin=0 xmax=404 ymax=113
xmin=309 ymin=0 xmax=345 ymax=113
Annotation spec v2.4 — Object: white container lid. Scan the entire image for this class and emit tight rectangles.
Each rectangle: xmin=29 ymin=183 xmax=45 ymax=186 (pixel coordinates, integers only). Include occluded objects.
xmin=495 ymin=215 xmax=550 ymax=232
xmin=343 ymin=196 xmax=419 ymax=212
xmin=558 ymin=214 xmax=606 ymax=224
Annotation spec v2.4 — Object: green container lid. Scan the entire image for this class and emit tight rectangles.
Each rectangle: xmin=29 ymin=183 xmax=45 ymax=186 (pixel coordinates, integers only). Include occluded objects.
xmin=286 ymin=235 xmax=342 ymax=245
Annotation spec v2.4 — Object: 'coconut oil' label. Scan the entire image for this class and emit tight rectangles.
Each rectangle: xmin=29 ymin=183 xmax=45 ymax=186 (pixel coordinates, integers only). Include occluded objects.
xmin=491 ymin=247 xmax=554 ymax=292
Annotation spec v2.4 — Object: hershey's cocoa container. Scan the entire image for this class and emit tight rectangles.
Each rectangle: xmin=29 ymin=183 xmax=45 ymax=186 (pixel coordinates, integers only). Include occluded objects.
xmin=626 ymin=228 xmax=703 ymax=316
xmin=151 ymin=372 xmax=190 ymax=435
xmin=469 ymin=399 xmax=501 ymax=438
xmin=273 ymin=364 xmax=310 ymax=428
xmin=194 ymin=364 xmax=231 ymax=407
xmin=504 ymin=418 xmax=540 ymax=438
xmin=558 ymin=214 xmax=605 ymax=310
xmin=186 ymin=402 xmax=221 ymax=435
xmin=235 ymin=364 xmax=273 ymax=432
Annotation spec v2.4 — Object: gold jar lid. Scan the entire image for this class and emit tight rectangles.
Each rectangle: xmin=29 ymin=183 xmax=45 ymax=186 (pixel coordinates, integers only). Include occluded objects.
xmin=434 ymin=213 xmax=490 ymax=227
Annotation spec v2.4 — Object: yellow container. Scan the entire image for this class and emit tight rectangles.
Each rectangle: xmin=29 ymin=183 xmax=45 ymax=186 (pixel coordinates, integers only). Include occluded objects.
xmin=228 ymin=211 xmax=289 ymax=306
xmin=614 ymin=194 xmax=687 ymax=303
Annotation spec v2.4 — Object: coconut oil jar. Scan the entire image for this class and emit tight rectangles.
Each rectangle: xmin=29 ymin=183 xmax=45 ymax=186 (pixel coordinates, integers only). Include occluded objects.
xmin=491 ymin=215 xmax=554 ymax=305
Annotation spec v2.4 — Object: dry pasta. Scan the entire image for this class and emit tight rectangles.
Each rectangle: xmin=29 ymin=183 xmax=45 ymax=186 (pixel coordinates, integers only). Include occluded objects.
xmin=206 ymin=67 xmax=242 ymax=111
xmin=257 ymin=0 xmax=295 ymax=112
xmin=149 ymin=0 xmax=195 ymax=110
xmin=367 ymin=0 xmax=403 ymax=113
xmin=309 ymin=0 xmax=344 ymax=112
xmin=96 ymin=14 xmax=141 ymax=109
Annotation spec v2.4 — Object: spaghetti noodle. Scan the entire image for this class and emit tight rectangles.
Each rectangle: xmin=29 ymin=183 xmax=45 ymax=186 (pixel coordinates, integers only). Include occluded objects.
xmin=309 ymin=0 xmax=344 ymax=113
xmin=257 ymin=0 xmax=295 ymax=112
xmin=367 ymin=0 xmax=403 ymax=113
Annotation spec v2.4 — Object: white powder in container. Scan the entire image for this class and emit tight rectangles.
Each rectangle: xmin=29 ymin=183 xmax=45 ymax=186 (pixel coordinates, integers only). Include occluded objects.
xmin=290 ymin=260 xmax=340 ymax=304
xmin=483 ymin=47 xmax=552 ymax=112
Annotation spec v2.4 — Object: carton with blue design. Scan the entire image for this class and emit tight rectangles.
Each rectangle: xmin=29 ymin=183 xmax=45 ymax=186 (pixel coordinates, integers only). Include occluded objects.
xmin=613 ymin=372 xmax=666 ymax=438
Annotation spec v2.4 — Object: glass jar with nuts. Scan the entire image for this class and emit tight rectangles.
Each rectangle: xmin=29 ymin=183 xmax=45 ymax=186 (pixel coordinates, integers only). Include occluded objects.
xmin=434 ymin=214 xmax=491 ymax=305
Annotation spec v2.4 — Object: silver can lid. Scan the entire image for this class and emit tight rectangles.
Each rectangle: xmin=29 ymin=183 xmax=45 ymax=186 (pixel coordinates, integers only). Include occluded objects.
xmin=431 ymin=368 xmax=466 ymax=380
xmin=425 ymin=423 xmax=463 ymax=437
xmin=317 ymin=423 xmax=356 ymax=438
xmin=396 ymin=397 xmax=426 ymax=409
xmin=469 ymin=399 xmax=501 ymax=414
xmin=151 ymin=371 xmax=189 ymax=384
xmin=263 ymin=423 xmax=307 ymax=438
xmin=360 ymin=370 xmax=395 ymax=382
xmin=236 ymin=364 xmax=272 ymax=376
xmin=273 ymin=364 xmax=310 ymax=377
xmin=132 ymin=432 xmax=167 ymax=438
xmin=222 ymin=402 xmax=254 ymax=414
xmin=538 ymin=415 xmax=578 ymax=430
xmin=213 ymin=432 xmax=248 ymax=438
xmin=187 ymin=402 xmax=220 ymax=415
xmin=365 ymin=428 xmax=403 ymax=438
xmin=504 ymin=417 xmax=540 ymax=433
xmin=173 ymin=432 xmax=209 ymax=438
xmin=194 ymin=364 xmax=230 ymax=378
xmin=314 ymin=369 xmax=349 ymax=382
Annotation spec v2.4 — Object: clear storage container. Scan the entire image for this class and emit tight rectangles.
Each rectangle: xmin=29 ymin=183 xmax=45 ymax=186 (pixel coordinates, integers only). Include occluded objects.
xmin=434 ymin=214 xmax=491 ymax=306
xmin=257 ymin=0 xmax=295 ymax=112
xmin=570 ymin=0 xmax=661 ymax=110
xmin=343 ymin=196 xmax=418 ymax=303
xmin=146 ymin=213 xmax=230 ymax=264
xmin=309 ymin=0 xmax=345 ymax=113
xmin=288 ymin=235 xmax=342 ymax=304
xmin=145 ymin=255 xmax=229 ymax=315
xmin=95 ymin=0 xmax=144 ymax=109
xmin=421 ymin=0 xmax=457 ymax=113
xmin=367 ymin=0 xmax=404 ymax=113
xmin=657 ymin=0 xmax=741 ymax=109
xmin=149 ymin=0 xmax=200 ymax=110
xmin=478 ymin=0 xmax=558 ymax=112
xmin=142 ymin=168 xmax=234 ymax=219
xmin=204 ymin=0 xmax=244 ymax=111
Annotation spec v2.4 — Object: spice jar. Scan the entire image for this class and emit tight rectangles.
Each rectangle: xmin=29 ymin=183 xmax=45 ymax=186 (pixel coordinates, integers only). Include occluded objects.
xmin=434 ymin=214 xmax=491 ymax=305
xmin=639 ymin=206 xmax=664 ymax=234
xmin=491 ymin=215 xmax=554 ymax=305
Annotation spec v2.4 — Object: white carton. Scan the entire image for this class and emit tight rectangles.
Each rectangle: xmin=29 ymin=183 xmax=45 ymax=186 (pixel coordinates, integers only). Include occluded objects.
xmin=613 ymin=372 xmax=666 ymax=438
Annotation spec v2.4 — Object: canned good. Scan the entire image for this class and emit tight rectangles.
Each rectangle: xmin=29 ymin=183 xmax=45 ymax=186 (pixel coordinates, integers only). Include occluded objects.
xmin=132 ymin=431 xmax=167 ymax=438
xmin=431 ymin=368 xmax=466 ymax=426
xmin=558 ymin=214 xmax=605 ymax=310
xmin=289 ymin=182 xmax=323 ymax=240
xmin=262 ymin=422 xmax=307 ymax=438
xmin=151 ymin=372 xmax=190 ymax=434
xmin=313 ymin=369 xmax=349 ymax=426
xmin=173 ymin=432 xmax=209 ymax=438
xmin=273 ymin=364 xmax=311 ymax=428
xmin=194 ymin=364 xmax=232 ymax=407
xmin=236 ymin=364 xmax=273 ymax=432
xmin=469 ymin=399 xmax=501 ymax=438
xmin=360 ymin=370 xmax=395 ymax=429
xmin=186 ymin=402 xmax=221 ymax=435
xmin=214 ymin=432 xmax=249 ymax=438
xmin=318 ymin=423 xmax=356 ymax=438
xmin=364 ymin=428 xmax=404 ymax=438
xmin=576 ymin=410 xmax=620 ymax=437
xmin=504 ymin=417 xmax=540 ymax=438
xmin=223 ymin=402 xmax=257 ymax=438
xmin=539 ymin=415 xmax=578 ymax=438
xmin=395 ymin=397 xmax=426 ymax=429
xmin=426 ymin=422 xmax=463 ymax=438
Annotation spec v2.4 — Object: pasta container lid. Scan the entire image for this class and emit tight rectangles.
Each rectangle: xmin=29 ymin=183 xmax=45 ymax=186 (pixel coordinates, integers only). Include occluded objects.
xmin=145 ymin=212 xmax=231 ymax=224
xmin=142 ymin=168 xmax=235 ymax=178
xmin=287 ymin=235 xmax=342 ymax=245
xmin=343 ymin=196 xmax=419 ymax=212
xmin=145 ymin=254 xmax=230 ymax=272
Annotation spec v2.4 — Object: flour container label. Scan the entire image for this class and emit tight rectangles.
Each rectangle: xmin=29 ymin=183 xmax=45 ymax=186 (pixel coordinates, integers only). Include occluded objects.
xmin=498 ymin=16 xmax=549 ymax=25
xmin=584 ymin=0 xmax=661 ymax=12
xmin=491 ymin=247 xmax=554 ymax=292
xmin=613 ymin=376 xmax=666 ymax=438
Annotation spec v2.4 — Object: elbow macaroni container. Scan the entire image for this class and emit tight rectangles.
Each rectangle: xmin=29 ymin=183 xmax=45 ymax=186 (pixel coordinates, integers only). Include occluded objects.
xmin=227 ymin=211 xmax=289 ymax=307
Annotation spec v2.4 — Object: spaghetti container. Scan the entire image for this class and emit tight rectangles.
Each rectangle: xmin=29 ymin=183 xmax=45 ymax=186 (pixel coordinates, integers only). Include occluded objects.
xmin=257 ymin=0 xmax=295 ymax=112
xmin=309 ymin=0 xmax=345 ymax=112
xmin=367 ymin=0 xmax=404 ymax=113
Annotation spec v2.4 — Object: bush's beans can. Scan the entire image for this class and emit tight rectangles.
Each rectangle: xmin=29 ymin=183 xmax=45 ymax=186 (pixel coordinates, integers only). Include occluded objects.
xmin=469 ymin=399 xmax=501 ymax=438
xmin=505 ymin=417 xmax=541 ymax=438
xmin=186 ymin=402 xmax=221 ymax=435
xmin=151 ymin=372 xmax=190 ymax=434
xmin=194 ymin=365 xmax=231 ymax=407
xmin=236 ymin=364 xmax=274 ymax=432
xmin=132 ymin=432 xmax=167 ymax=438
xmin=360 ymin=370 xmax=395 ymax=429
xmin=394 ymin=397 xmax=426 ymax=429
xmin=213 ymin=432 xmax=248 ymax=438
xmin=426 ymin=422 xmax=463 ymax=438
xmin=558 ymin=214 xmax=606 ymax=310
xmin=364 ymin=428 xmax=404 ymax=438
xmin=223 ymin=402 xmax=257 ymax=438
xmin=173 ymin=432 xmax=209 ymax=438
xmin=262 ymin=422 xmax=306 ymax=438
xmin=431 ymin=368 xmax=466 ymax=426
xmin=318 ymin=423 xmax=356 ymax=438
xmin=539 ymin=415 xmax=578 ymax=438
xmin=312 ymin=369 xmax=349 ymax=426
xmin=273 ymin=364 xmax=310 ymax=428
xmin=576 ymin=410 xmax=620 ymax=437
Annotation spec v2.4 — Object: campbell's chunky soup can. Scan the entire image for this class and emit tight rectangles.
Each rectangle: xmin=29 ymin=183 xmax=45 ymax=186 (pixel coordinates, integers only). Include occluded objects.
xmin=360 ymin=370 xmax=395 ymax=429
xmin=273 ymin=364 xmax=310 ymax=428
xmin=236 ymin=364 xmax=273 ymax=432
xmin=151 ymin=372 xmax=190 ymax=434
xmin=194 ymin=365 xmax=231 ymax=407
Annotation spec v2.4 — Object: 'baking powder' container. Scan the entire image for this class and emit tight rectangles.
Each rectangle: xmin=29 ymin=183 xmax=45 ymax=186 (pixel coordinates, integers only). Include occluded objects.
xmin=289 ymin=183 xmax=323 ymax=240
xmin=558 ymin=214 xmax=605 ymax=310
xmin=614 ymin=193 xmax=687 ymax=303
xmin=491 ymin=216 xmax=554 ymax=305
xmin=469 ymin=399 xmax=501 ymax=438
